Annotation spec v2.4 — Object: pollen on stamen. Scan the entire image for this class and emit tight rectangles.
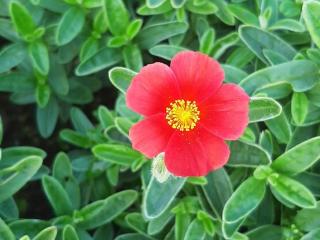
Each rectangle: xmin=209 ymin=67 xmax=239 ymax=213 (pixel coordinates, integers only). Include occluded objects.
xmin=165 ymin=99 xmax=200 ymax=131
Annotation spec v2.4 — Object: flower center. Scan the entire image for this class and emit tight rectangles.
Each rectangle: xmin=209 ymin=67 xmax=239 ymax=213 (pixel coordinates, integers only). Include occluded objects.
xmin=166 ymin=99 xmax=200 ymax=131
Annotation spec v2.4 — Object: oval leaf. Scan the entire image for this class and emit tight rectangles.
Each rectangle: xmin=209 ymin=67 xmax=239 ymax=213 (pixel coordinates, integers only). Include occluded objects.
xmin=271 ymin=136 xmax=320 ymax=175
xmin=143 ymin=176 xmax=186 ymax=219
xmin=56 ymin=7 xmax=85 ymax=46
xmin=249 ymin=97 xmax=282 ymax=122
xmin=75 ymin=190 xmax=138 ymax=229
xmin=240 ymin=60 xmax=319 ymax=95
xmin=223 ymin=177 xmax=266 ymax=223
xmin=269 ymin=174 xmax=316 ymax=208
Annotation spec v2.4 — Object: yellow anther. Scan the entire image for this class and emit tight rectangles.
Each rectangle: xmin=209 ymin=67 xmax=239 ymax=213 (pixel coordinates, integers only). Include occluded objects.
xmin=166 ymin=99 xmax=200 ymax=131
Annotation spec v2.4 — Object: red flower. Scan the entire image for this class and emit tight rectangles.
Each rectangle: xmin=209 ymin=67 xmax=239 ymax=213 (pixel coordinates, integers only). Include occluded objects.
xmin=126 ymin=51 xmax=249 ymax=177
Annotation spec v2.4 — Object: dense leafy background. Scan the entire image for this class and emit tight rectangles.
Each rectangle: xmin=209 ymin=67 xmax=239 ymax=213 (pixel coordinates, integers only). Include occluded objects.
xmin=0 ymin=0 xmax=320 ymax=239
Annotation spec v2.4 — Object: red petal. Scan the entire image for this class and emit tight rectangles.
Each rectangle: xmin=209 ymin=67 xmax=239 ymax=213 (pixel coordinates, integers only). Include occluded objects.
xmin=170 ymin=51 xmax=224 ymax=102
xmin=164 ymin=127 xmax=230 ymax=177
xmin=129 ymin=114 xmax=173 ymax=158
xmin=200 ymin=83 xmax=250 ymax=140
xmin=126 ymin=63 xmax=180 ymax=116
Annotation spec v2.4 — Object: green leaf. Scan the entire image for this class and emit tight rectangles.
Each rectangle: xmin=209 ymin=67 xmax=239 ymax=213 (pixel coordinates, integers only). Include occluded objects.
xmin=171 ymin=0 xmax=186 ymax=8
xmin=149 ymin=44 xmax=187 ymax=60
xmin=36 ymin=84 xmax=51 ymax=108
xmin=222 ymin=65 xmax=248 ymax=84
xmin=295 ymin=104 xmax=320 ymax=127
xmin=60 ymin=129 xmax=93 ymax=148
xmin=62 ymin=225 xmax=79 ymax=240
xmin=32 ymin=226 xmax=57 ymax=240
xmin=48 ymin=56 xmax=69 ymax=95
xmin=42 ymin=175 xmax=74 ymax=215
xmin=269 ymin=19 xmax=305 ymax=32
xmin=202 ymin=168 xmax=233 ymax=217
xmin=114 ymin=117 xmax=132 ymax=138
xmin=239 ymin=25 xmax=296 ymax=63
xmin=9 ymin=220 xmax=50 ymax=239
xmin=249 ymin=97 xmax=282 ymax=122
xmin=268 ymin=174 xmax=316 ymax=208
xmin=79 ymin=37 xmax=100 ymax=62
xmin=136 ymin=22 xmax=188 ymax=49
xmin=228 ymin=141 xmax=271 ymax=167
xmin=223 ymin=177 xmax=266 ymax=223
xmin=36 ymin=97 xmax=59 ymax=138
xmin=265 ymin=111 xmax=292 ymax=144
xmin=143 ymin=176 xmax=186 ymax=219
xmin=301 ymin=228 xmax=320 ymax=240
xmin=302 ymin=1 xmax=320 ymax=48
xmin=28 ymin=41 xmax=49 ymax=76
xmin=211 ymin=0 xmax=235 ymax=25
xmin=184 ymin=219 xmax=206 ymax=240
xmin=48 ymin=162 xmax=79 ymax=210
xmin=259 ymin=130 xmax=273 ymax=155
xmin=147 ymin=203 xmax=175 ymax=235
xmin=75 ymin=190 xmax=138 ymax=230
xmin=228 ymin=4 xmax=259 ymax=26
xmin=9 ymin=1 xmax=36 ymax=39
xmin=0 ymin=73 xmax=34 ymax=92
xmin=70 ymin=107 xmax=94 ymax=134
xmin=19 ymin=236 xmax=30 ymax=240
xmin=271 ymin=137 xmax=320 ymax=175
xmin=291 ymin=92 xmax=309 ymax=125
xmin=0 ymin=156 xmax=43 ymax=203
xmin=199 ymin=28 xmax=215 ymax=54
xmin=126 ymin=19 xmax=143 ymax=40
xmin=0 ymin=43 xmax=26 ymax=74
xmin=211 ymin=32 xmax=239 ymax=59
xmin=104 ymin=0 xmax=129 ymax=36
xmin=254 ymin=82 xmax=292 ymax=100
xmin=0 ymin=218 xmax=15 ymax=240
xmin=76 ymin=47 xmax=122 ymax=76
xmin=246 ymin=225 xmax=285 ymax=240
xmin=137 ymin=1 xmax=171 ymax=15
xmin=114 ymin=234 xmax=151 ymax=240
xmin=109 ymin=67 xmax=136 ymax=94
xmin=125 ymin=212 xmax=148 ymax=234
xmin=263 ymin=49 xmax=288 ymax=65
xmin=261 ymin=0 xmax=278 ymax=25
xmin=0 ymin=19 xmax=20 ymax=42
xmin=52 ymin=152 xmax=72 ymax=182
xmin=146 ymin=0 xmax=166 ymax=8
xmin=294 ymin=202 xmax=320 ymax=231
xmin=197 ymin=211 xmax=216 ymax=236
xmin=92 ymin=144 xmax=142 ymax=166
xmin=222 ymin=217 xmax=245 ymax=239
xmin=226 ymin=47 xmax=255 ymax=68
xmin=240 ymin=60 xmax=319 ymax=95
xmin=82 ymin=0 xmax=103 ymax=8
xmin=98 ymin=106 xmax=114 ymax=129
xmin=175 ymin=212 xmax=190 ymax=240
xmin=0 ymin=147 xmax=46 ymax=168
xmin=295 ymin=173 xmax=320 ymax=198
xmin=186 ymin=176 xmax=207 ymax=186
xmin=56 ymin=7 xmax=85 ymax=46
xmin=288 ymin=125 xmax=319 ymax=150
xmin=186 ymin=0 xmax=218 ymax=15
xmin=107 ymin=36 xmax=128 ymax=48
xmin=0 ymin=115 xmax=3 ymax=146
xmin=240 ymin=127 xmax=256 ymax=143
xmin=122 ymin=44 xmax=143 ymax=72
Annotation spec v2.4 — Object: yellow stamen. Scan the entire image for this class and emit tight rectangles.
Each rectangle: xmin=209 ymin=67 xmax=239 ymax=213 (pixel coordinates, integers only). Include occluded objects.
xmin=166 ymin=99 xmax=200 ymax=131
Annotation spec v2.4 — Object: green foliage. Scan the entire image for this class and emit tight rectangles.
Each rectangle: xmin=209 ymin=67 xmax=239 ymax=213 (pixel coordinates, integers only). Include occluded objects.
xmin=0 ymin=0 xmax=320 ymax=239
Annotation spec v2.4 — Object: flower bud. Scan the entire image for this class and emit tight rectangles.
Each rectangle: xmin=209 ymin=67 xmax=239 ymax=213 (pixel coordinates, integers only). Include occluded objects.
xmin=151 ymin=153 xmax=171 ymax=183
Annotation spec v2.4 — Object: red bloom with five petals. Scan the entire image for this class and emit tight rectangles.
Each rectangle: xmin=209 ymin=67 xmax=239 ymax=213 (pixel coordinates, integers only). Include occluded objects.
xmin=126 ymin=51 xmax=250 ymax=177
